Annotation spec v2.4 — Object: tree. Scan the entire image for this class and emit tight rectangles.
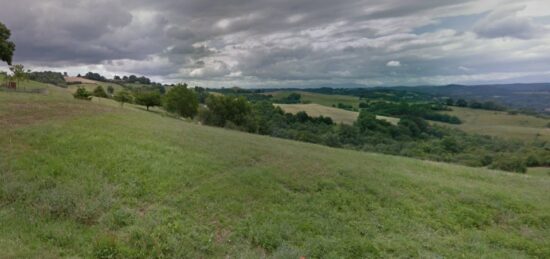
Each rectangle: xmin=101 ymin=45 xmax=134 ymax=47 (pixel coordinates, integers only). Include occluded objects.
xmin=106 ymin=85 xmax=114 ymax=95
xmin=73 ymin=87 xmax=92 ymax=100
xmin=114 ymin=90 xmax=132 ymax=107
xmin=92 ymin=85 xmax=108 ymax=98
xmin=163 ymin=83 xmax=198 ymax=118
xmin=135 ymin=91 xmax=161 ymax=111
xmin=201 ymin=94 xmax=252 ymax=128
xmin=0 ymin=22 xmax=15 ymax=65
xmin=9 ymin=64 xmax=29 ymax=88
xmin=456 ymin=99 xmax=468 ymax=107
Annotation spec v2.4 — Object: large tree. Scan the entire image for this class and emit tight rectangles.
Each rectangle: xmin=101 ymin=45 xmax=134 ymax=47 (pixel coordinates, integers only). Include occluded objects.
xmin=163 ymin=83 xmax=198 ymax=118
xmin=0 ymin=22 xmax=15 ymax=65
xmin=135 ymin=91 xmax=161 ymax=111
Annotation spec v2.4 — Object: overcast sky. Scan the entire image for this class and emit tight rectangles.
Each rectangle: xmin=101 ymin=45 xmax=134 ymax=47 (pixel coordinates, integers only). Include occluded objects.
xmin=1 ymin=0 xmax=550 ymax=87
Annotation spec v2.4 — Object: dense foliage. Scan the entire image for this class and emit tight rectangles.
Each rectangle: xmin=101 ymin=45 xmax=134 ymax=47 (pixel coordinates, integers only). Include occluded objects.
xmin=114 ymin=90 xmax=132 ymax=107
xmin=0 ymin=22 xmax=15 ymax=65
xmin=28 ymin=71 xmax=67 ymax=87
xmin=92 ymin=86 xmax=108 ymax=98
xmin=73 ymin=87 xmax=92 ymax=100
xmin=83 ymin=72 xmax=108 ymax=82
xmin=134 ymin=91 xmax=161 ymax=111
xmin=163 ymin=84 xmax=198 ymax=118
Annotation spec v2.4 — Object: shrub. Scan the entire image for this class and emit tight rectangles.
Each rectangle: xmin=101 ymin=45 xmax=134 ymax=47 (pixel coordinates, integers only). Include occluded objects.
xmin=114 ymin=90 xmax=133 ymax=107
xmin=490 ymin=157 xmax=527 ymax=173
xmin=73 ymin=87 xmax=92 ymax=100
xmin=92 ymin=86 xmax=108 ymax=98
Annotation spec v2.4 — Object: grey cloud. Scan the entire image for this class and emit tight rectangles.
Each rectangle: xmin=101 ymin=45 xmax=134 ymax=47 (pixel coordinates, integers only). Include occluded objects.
xmin=473 ymin=6 xmax=548 ymax=39
xmin=1 ymin=0 xmax=550 ymax=86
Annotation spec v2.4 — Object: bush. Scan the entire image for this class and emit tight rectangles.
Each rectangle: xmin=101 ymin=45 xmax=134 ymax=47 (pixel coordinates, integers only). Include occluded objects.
xmin=490 ymin=157 xmax=527 ymax=173
xmin=92 ymin=86 xmax=108 ymax=98
xmin=114 ymin=90 xmax=132 ymax=107
xmin=73 ymin=87 xmax=92 ymax=100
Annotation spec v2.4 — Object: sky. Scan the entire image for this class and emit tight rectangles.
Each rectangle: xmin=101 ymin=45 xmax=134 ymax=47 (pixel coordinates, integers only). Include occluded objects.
xmin=1 ymin=0 xmax=550 ymax=88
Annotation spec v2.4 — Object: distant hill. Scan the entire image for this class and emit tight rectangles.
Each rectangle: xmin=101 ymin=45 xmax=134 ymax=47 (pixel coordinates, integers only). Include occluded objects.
xmin=399 ymin=83 xmax=550 ymax=114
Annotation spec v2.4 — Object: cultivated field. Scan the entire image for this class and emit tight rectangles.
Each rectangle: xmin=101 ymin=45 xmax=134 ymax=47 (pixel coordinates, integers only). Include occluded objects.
xmin=268 ymin=91 xmax=360 ymax=109
xmin=276 ymin=103 xmax=399 ymax=125
xmin=0 ymin=84 xmax=548 ymax=257
xmin=439 ymin=106 xmax=550 ymax=141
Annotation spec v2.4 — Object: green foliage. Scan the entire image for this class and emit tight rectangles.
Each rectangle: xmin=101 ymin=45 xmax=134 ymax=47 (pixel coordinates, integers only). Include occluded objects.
xmin=84 ymin=72 xmax=107 ymax=82
xmin=200 ymin=94 xmax=254 ymax=130
xmin=0 ymin=22 xmax=15 ymax=65
xmin=114 ymin=90 xmax=132 ymax=107
xmin=490 ymin=156 xmax=527 ymax=173
xmin=28 ymin=71 xmax=67 ymax=87
xmin=9 ymin=64 xmax=29 ymax=85
xmin=163 ymin=83 xmax=198 ymax=118
xmin=73 ymin=87 xmax=92 ymax=100
xmin=134 ymin=91 xmax=161 ymax=111
xmin=456 ymin=99 xmax=468 ymax=107
xmin=107 ymin=85 xmax=115 ymax=95
xmin=92 ymin=86 xmax=108 ymax=98
xmin=275 ymin=92 xmax=302 ymax=104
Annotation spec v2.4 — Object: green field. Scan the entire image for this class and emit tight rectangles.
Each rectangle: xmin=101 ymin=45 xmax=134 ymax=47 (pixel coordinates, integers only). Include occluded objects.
xmin=276 ymin=103 xmax=399 ymax=125
xmin=438 ymin=107 xmax=550 ymax=141
xmin=268 ymin=91 xmax=360 ymax=109
xmin=1 ymin=85 xmax=549 ymax=257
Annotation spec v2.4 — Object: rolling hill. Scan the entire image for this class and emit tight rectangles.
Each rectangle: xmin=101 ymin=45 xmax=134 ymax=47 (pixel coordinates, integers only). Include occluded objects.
xmin=438 ymin=106 xmax=550 ymax=141
xmin=0 ymin=85 xmax=549 ymax=257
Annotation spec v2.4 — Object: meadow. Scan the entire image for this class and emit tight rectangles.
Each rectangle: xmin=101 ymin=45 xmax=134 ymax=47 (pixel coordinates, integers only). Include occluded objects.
xmin=0 ymin=84 xmax=549 ymax=258
xmin=439 ymin=107 xmax=550 ymax=141
xmin=268 ymin=91 xmax=360 ymax=109
xmin=276 ymin=103 xmax=399 ymax=125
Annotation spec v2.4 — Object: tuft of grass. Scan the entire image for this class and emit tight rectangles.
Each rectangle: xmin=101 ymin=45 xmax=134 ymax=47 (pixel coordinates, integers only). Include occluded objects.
xmin=0 ymin=89 xmax=549 ymax=257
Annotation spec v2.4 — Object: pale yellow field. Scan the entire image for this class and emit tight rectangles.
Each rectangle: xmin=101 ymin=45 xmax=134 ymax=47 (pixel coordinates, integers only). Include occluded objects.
xmin=276 ymin=103 xmax=399 ymax=125
xmin=438 ymin=107 xmax=550 ymax=141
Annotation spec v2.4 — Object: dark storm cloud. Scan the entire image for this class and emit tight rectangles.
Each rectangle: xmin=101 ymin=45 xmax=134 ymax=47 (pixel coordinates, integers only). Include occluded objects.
xmin=1 ymin=0 xmax=550 ymax=86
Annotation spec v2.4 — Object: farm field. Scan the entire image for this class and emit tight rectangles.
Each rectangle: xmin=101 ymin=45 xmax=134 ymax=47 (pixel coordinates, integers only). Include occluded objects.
xmin=276 ymin=103 xmax=399 ymax=125
xmin=268 ymin=91 xmax=360 ymax=109
xmin=438 ymin=107 xmax=550 ymax=141
xmin=0 ymin=86 xmax=549 ymax=257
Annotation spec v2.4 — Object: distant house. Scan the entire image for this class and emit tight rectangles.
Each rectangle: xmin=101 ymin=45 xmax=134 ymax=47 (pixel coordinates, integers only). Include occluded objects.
xmin=2 ymin=81 xmax=16 ymax=89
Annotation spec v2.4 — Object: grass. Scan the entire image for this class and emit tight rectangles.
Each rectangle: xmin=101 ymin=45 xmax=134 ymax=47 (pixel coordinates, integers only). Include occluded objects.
xmin=438 ymin=107 xmax=550 ymax=141
xmin=527 ymin=167 xmax=550 ymax=177
xmin=268 ymin=91 xmax=360 ymax=109
xmin=276 ymin=103 xmax=399 ymax=125
xmin=0 ymin=87 xmax=549 ymax=258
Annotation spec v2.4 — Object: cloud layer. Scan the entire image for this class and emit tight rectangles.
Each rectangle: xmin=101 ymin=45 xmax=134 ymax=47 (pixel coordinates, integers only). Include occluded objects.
xmin=1 ymin=0 xmax=550 ymax=87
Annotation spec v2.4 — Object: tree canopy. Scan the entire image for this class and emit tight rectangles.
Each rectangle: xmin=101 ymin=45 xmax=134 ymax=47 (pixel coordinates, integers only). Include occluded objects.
xmin=163 ymin=84 xmax=198 ymax=118
xmin=0 ymin=22 xmax=15 ymax=65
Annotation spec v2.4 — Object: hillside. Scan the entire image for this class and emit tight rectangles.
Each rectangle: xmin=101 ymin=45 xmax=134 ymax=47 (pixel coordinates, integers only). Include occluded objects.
xmin=438 ymin=106 xmax=550 ymax=141
xmin=0 ymin=86 xmax=549 ymax=258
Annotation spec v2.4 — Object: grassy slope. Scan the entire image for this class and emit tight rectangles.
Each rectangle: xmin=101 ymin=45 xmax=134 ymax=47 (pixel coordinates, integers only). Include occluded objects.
xmin=268 ymin=91 xmax=360 ymax=109
xmin=0 ymin=88 xmax=549 ymax=258
xmin=438 ymin=107 xmax=550 ymax=141
xmin=276 ymin=103 xmax=399 ymax=125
